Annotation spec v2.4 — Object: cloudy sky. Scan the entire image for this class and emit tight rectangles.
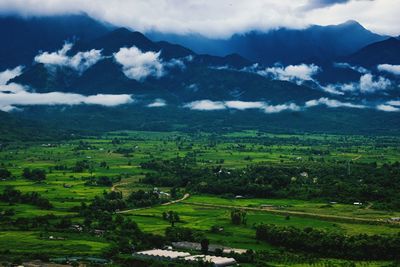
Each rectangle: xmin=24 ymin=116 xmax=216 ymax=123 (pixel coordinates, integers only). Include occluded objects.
xmin=0 ymin=0 xmax=398 ymax=37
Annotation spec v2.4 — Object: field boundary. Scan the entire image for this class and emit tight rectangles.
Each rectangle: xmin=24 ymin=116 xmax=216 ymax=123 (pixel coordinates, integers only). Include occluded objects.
xmin=184 ymin=201 xmax=400 ymax=226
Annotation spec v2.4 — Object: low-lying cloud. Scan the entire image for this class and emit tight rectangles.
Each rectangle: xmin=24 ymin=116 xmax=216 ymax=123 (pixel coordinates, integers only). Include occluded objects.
xmin=184 ymin=100 xmax=301 ymax=113
xmin=35 ymin=43 xmax=103 ymax=73
xmin=255 ymin=64 xmax=320 ymax=84
xmin=0 ymin=66 xmax=24 ymax=85
xmin=147 ymin=98 xmax=167 ymax=107
xmin=305 ymin=97 xmax=366 ymax=109
xmin=322 ymin=73 xmax=392 ymax=94
xmin=0 ymin=67 xmax=133 ymax=112
xmin=334 ymin=62 xmax=368 ymax=74
xmin=377 ymin=64 xmax=400 ymax=75
xmin=376 ymin=104 xmax=399 ymax=112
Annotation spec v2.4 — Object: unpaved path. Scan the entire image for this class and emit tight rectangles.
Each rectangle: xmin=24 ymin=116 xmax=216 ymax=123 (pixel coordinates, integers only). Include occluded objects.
xmin=117 ymin=193 xmax=190 ymax=214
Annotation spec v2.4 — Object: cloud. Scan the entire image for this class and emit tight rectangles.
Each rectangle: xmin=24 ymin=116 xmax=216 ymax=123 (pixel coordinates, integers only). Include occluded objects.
xmin=184 ymin=100 xmax=226 ymax=111
xmin=257 ymin=64 xmax=320 ymax=84
xmin=0 ymin=91 xmax=133 ymax=111
xmin=224 ymin=101 xmax=265 ymax=110
xmin=305 ymin=97 xmax=366 ymax=108
xmin=304 ymin=0 xmax=350 ymax=10
xmin=377 ymin=64 xmax=400 ymax=75
xmin=0 ymin=66 xmax=133 ymax=112
xmin=0 ymin=66 xmax=24 ymax=85
xmin=359 ymin=73 xmax=391 ymax=93
xmin=1 ymin=0 xmax=399 ymax=37
xmin=387 ymin=100 xmax=400 ymax=107
xmin=184 ymin=100 xmax=301 ymax=113
xmin=321 ymin=73 xmax=391 ymax=94
xmin=147 ymin=98 xmax=166 ymax=107
xmin=114 ymin=46 xmax=164 ymax=81
xmin=376 ymin=104 xmax=400 ymax=112
xmin=34 ymin=42 xmax=103 ymax=73
xmin=0 ymin=91 xmax=133 ymax=112
xmin=334 ymin=62 xmax=368 ymax=74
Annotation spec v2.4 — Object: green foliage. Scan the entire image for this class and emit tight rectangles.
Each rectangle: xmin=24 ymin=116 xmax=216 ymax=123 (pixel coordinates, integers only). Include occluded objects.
xmin=0 ymin=168 xmax=11 ymax=179
xmin=22 ymin=168 xmax=46 ymax=182
xmin=256 ymin=224 xmax=400 ymax=260
xmin=230 ymin=209 xmax=247 ymax=225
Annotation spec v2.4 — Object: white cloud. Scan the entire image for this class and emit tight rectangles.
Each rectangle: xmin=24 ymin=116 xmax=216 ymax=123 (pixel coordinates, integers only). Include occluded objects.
xmin=305 ymin=97 xmax=366 ymax=108
xmin=376 ymin=104 xmax=400 ymax=112
xmin=0 ymin=91 xmax=133 ymax=112
xmin=184 ymin=100 xmax=301 ymax=113
xmin=1 ymin=0 xmax=399 ymax=36
xmin=0 ymin=66 xmax=24 ymax=85
xmin=257 ymin=64 xmax=320 ymax=84
xmin=34 ymin=42 xmax=103 ymax=73
xmin=262 ymin=103 xmax=301 ymax=113
xmin=377 ymin=64 xmax=400 ymax=75
xmin=0 ymin=66 xmax=133 ymax=112
xmin=359 ymin=73 xmax=391 ymax=93
xmin=224 ymin=101 xmax=265 ymax=110
xmin=114 ymin=46 xmax=164 ymax=81
xmin=184 ymin=100 xmax=226 ymax=111
xmin=147 ymin=98 xmax=166 ymax=107
xmin=334 ymin=62 xmax=368 ymax=74
xmin=387 ymin=100 xmax=400 ymax=107
xmin=321 ymin=74 xmax=392 ymax=95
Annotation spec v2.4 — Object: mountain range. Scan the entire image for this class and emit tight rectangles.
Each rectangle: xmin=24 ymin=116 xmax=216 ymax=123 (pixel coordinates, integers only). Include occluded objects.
xmin=1 ymin=14 xmax=400 ymax=139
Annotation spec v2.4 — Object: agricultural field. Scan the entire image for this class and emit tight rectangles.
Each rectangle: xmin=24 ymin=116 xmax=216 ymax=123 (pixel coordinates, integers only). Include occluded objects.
xmin=0 ymin=130 xmax=400 ymax=266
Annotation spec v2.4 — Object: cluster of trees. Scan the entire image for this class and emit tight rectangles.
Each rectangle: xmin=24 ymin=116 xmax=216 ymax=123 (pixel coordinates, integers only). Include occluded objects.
xmin=72 ymin=160 xmax=92 ymax=173
xmin=127 ymin=190 xmax=162 ymax=208
xmin=256 ymin=224 xmax=400 ymax=260
xmin=0 ymin=168 xmax=12 ymax=180
xmin=84 ymin=176 xmax=118 ymax=187
xmin=141 ymin=157 xmax=400 ymax=210
xmin=165 ymin=226 xmax=205 ymax=242
xmin=230 ymin=209 xmax=247 ymax=225
xmin=0 ymin=187 xmax=52 ymax=209
xmin=76 ymin=192 xmax=165 ymax=257
xmin=22 ymin=168 xmax=46 ymax=182
xmin=162 ymin=211 xmax=180 ymax=227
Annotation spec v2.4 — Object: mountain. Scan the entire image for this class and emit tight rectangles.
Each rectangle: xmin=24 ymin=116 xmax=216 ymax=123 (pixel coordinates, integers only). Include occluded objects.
xmin=148 ymin=20 xmax=386 ymax=65
xmin=11 ymin=27 xmax=325 ymax=103
xmin=0 ymin=14 xmax=111 ymax=69
xmin=345 ymin=37 xmax=400 ymax=67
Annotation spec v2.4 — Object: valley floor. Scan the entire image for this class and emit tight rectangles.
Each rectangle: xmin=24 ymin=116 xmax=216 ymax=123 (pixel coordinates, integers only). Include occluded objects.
xmin=0 ymin=130 xmax=399 ymax=266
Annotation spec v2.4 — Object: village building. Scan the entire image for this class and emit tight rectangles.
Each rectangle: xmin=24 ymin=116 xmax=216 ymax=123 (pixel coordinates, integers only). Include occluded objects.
xmin=134 ymin=249 xmax=190 ymax=261
xmin=184 ymin=255 xmax=237 ymax=267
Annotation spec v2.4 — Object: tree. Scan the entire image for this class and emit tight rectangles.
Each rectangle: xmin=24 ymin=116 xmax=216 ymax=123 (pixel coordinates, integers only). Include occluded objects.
xmin=230 ymin=209 xmax=247 ymax=225
xmin=165 ymin=210 xmax=180 ymax=227
xmin=201 ymin=238 xmax=209 ymax=254
xmin=22 ymin=168 xmax=46 ymax=182
xmin=0 ymin=168 xmax=11 ymax=179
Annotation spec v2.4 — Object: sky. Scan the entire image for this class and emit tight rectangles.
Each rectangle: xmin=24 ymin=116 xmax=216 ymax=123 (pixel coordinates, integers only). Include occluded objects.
xmin=0 ymin=0 xmax=398 ymax=38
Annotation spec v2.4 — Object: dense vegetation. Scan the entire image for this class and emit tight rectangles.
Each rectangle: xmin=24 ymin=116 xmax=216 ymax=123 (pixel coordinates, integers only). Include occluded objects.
xmin=142 ymin=158 xmax=400 ymax=210
xmin=0 ymin=131 xmax=399 ymax=266
xmin=256 ymin=224 xmax=400 ymax=260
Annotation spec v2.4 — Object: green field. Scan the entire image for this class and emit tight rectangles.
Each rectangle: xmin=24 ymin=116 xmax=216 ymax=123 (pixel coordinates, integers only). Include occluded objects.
xmin=0 ymin=130 xmax=399 ymax=265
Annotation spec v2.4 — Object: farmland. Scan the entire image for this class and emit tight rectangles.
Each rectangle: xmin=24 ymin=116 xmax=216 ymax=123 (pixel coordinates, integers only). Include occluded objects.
xmin=0 ymin=131 xmax=400 ymax=266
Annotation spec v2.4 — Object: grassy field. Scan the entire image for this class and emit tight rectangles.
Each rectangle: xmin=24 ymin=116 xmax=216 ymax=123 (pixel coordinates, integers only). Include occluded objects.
xmin=0 ymin=130 xmax=399 ymax=265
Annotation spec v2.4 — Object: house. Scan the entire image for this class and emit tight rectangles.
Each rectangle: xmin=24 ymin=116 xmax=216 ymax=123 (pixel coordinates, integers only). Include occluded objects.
xmin=134 ymin=249 xmax=190 ymax=261
xmin=184 ymin=255 xmax=237 ymax=267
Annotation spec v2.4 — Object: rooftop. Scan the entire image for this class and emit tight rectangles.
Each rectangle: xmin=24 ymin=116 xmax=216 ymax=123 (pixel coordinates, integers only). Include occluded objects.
xmin=135 ymin=249 xmax=190 ymax=259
